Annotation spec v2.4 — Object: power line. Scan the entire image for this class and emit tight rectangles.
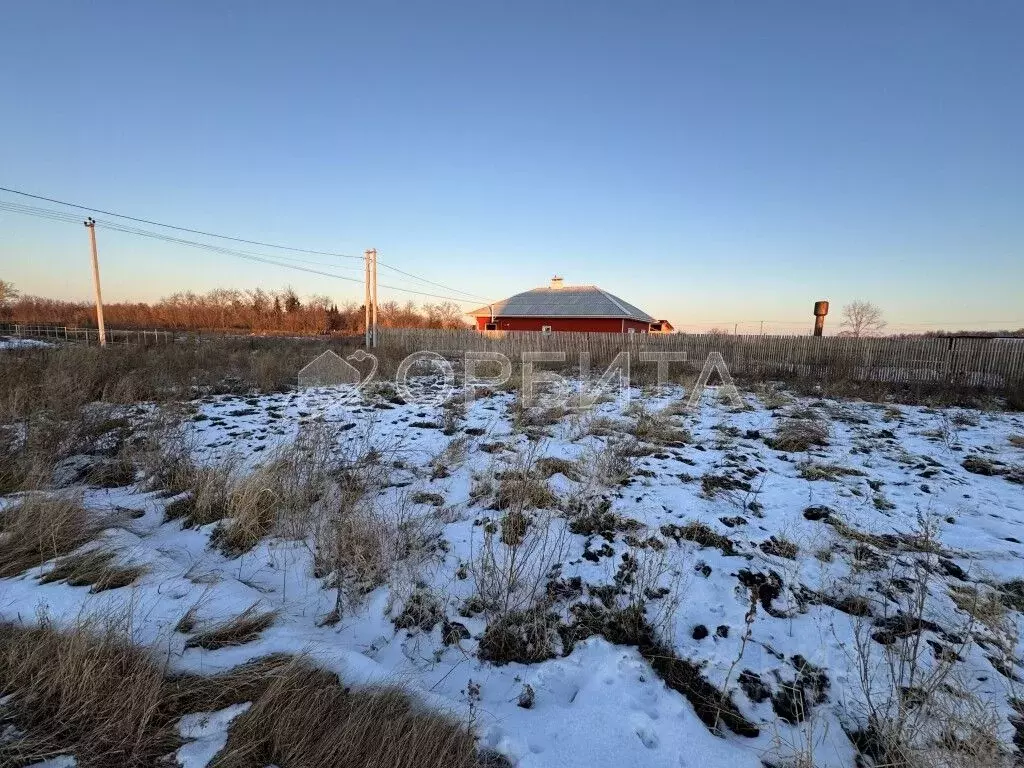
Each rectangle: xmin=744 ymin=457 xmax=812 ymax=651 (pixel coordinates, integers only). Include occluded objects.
xmin=0 ymin=199 xmax=485 ymax=304
xmin=0 ymin=185 xmax=492 ymax=303
xmin=0 ymin=186 xmax=364 ymax=260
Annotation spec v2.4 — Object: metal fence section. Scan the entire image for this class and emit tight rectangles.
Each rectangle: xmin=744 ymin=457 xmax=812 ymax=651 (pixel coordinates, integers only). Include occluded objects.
xmin=377 ymin=328 xmax=1024 ymax=390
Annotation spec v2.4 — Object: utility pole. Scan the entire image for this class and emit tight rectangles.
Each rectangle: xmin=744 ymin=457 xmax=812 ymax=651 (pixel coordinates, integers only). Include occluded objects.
xmin=364 ymin=249 xmax=371 ymax=348
xmin=370 ymin=248 xmax=378 ymax=348
xmin=84 ymin=217 xmax=107 ymax=347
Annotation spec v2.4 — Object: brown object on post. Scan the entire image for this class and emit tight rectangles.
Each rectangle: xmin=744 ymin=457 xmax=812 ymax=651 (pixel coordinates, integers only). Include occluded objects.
xmin=812 ymin=300 xmax=829 ymax=337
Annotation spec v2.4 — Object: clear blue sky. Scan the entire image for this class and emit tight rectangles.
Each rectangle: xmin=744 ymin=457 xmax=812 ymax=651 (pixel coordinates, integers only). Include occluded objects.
xmin=2 ymin=1 xmax=1021 ymax=333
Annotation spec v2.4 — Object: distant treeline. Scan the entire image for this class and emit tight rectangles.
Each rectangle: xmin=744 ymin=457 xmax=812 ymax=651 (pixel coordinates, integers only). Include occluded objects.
xmin=912 ymin=330 xmax=1024 ymax=338
xmin=2 ymin=287 xmax=470 ymax=334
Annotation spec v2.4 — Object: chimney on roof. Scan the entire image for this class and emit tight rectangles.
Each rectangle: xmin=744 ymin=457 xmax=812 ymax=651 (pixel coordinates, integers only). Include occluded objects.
xmin=550 ymin=276 xmax=564 ymax=290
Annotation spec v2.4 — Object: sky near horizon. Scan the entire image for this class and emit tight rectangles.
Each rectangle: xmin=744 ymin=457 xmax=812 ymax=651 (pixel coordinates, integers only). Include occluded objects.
xmin=1 ymin=1 xmax=1022 ymax=333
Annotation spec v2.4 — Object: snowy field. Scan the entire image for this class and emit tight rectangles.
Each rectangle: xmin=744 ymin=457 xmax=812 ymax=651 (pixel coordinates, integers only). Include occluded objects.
xmin=2 ymin=378 xmax=1024 ymax=767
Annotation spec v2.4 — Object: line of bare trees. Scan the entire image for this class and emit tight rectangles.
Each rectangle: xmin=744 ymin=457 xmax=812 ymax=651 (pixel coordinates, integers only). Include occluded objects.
xmin=0 ymin=283 xmax=469 ymax=334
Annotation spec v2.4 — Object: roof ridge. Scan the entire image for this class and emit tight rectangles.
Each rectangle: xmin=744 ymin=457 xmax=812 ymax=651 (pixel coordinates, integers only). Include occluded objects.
xmin=594 ymin=286 xmax=632 ymax=317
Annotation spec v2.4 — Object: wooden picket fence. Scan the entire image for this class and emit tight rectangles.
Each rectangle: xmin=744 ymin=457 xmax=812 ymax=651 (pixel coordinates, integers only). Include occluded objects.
xmin=377 ymin=328 xmax=1024 ymax=390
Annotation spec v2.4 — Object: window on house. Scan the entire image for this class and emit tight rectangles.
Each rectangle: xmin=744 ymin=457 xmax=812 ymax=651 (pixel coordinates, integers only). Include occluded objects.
xmin=484 ymin=322 xmax=497 ymax=330
xmin=541 ymin=325 xmax=552 ymax=334
xmin=627 ymin=327 xmax=636 ymax=334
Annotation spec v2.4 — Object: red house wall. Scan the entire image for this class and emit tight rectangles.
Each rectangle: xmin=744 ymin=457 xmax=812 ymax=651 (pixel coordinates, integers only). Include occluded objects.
xmin=474 ymin=316 xmax=650 ymax=333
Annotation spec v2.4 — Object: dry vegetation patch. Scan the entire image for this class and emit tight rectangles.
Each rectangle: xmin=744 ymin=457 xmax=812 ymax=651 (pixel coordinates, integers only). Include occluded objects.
xmin=798 ymin=461 xmax=865 ymax=481
xmin=492 ymin=469 xmax=558 ymax=511
xmin=0 ymin=619 xmax=487 ymax=768
xmin=0 ymin=618 xmax=179 ymax=768
xmin=184 ymin=604 xmax=278 ymax=650
xmin=209 ymin=659 xmax=480 ymax=768
xmin=631 ymin=406 xmax=690 ymax=446
xmin=767 ymin=418 xmax=829 ymax=452
xmin=478 ymin=608 xmax=561 ymax=665
xmin=38 ymin=548 xmax=147 ymax=593
xmin=535 ymin=456 xmax=583 ymax=481
xmin=948 ymin=585 xmax=1007 ymax=633
xmin=660 ymin=521 xmax=737 ymax=556
xmin=0 ymin=494 xmax=99 ymax=579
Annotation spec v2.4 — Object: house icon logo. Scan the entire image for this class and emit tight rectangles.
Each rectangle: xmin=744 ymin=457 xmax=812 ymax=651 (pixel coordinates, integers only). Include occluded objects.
xmin=297 ymin=350 xmax=370 ymax=388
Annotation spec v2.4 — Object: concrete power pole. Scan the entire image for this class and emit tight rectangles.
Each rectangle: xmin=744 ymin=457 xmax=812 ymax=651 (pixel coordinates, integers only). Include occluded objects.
xmin=364 ymin=249 xmax=371 ymax=348
xmin=370 ymin=248 xmax=378 ymax=348
xmin=84 ymin=217 xmax=107 ymax=347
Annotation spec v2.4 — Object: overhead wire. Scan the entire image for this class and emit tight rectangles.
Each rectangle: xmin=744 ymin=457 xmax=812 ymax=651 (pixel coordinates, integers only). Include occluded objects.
xmin=0 ymin=196 xmax=488 ymax=304
xmin=0 ymin=185 xmax=491 ymax=303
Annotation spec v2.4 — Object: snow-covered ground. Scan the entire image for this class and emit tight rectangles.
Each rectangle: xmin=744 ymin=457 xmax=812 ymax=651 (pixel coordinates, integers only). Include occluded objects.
xmin=2 ymin=380 xmax=1024 ymax=767
xmin=0 ymin=335 xmax=51 ymax=349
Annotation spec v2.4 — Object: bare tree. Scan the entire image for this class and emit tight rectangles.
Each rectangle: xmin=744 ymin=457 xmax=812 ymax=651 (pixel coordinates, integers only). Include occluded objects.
xmin=0 ymin=280 xmax=18 ymax=306
xmin=839 ymin=300 xmax=886 ymax=337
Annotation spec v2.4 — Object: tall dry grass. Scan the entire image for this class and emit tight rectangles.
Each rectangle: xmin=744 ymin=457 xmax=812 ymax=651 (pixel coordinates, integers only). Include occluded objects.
xmin=209 ymin=660 xmax=479 ymax=768
xmin=0 ymin=494 xmax=99 ymax=578
xmin=0 ymin=617 xmax=490 ymax=768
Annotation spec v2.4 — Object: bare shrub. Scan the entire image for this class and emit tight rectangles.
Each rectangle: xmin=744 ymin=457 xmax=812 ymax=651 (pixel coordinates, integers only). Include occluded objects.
xmin=184 ymin=603 xmax=278 ymax=650
xmin=581 ymin=437 xmax=635 ymax=489
xmin=844 ymin=514 xmax=1010 ymax=768
xmin=208 ymin=659 xmax=479 ymax=768
xmin=0 ymin=494 xmax=99 ymax=578
xmin=839 ymin=300 xmax=887 ymax=338
xmin=470 ymin=506 xmax=569 ymax=620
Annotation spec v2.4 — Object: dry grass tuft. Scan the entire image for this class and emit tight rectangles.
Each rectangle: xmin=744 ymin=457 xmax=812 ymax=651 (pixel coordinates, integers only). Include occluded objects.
xmin=163 ymin=458 xmax=237 ymax=527
xmin=167 ymin=424 xmax=341 ymax=555
xmin=0 ymin=494 xmax=99 ymax=579
xmin=798 ymin=462 xmax=865 ymax=481
xmin=184 ymin=603 xmax=278 ymax=650
xmin=631 ymin=406 xmax=690 ymax=446
xmin=535 ymin=456 xmax=583 ymax=481
xmin=660 ymin=521 xmax=737 ymax=555
xmin=209 ymin=659 xmax=480 ymax=768
xmin=949 ymin=585 xmax=1007 ymax=633
xmin=478 ymin=608 xmax=561 ymax=665
xmin=0 ymin=619 xmax=490 ymax=768
xmin=0 ymin=618 xmax=178 ymax=767
xmin=768 ymin=418 xmax=829 ymax=452
xmin=756 ymin=384 xmax=792 ymax=411
xmin=38 ymin=548 xmax=147 ymax=592
xmin=493 ymin=469 xmax=558 ymax=511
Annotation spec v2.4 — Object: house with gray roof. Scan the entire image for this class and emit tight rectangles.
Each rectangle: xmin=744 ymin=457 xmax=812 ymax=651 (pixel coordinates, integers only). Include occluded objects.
xmin=468 ymin=277 xmax=667 ymax=333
